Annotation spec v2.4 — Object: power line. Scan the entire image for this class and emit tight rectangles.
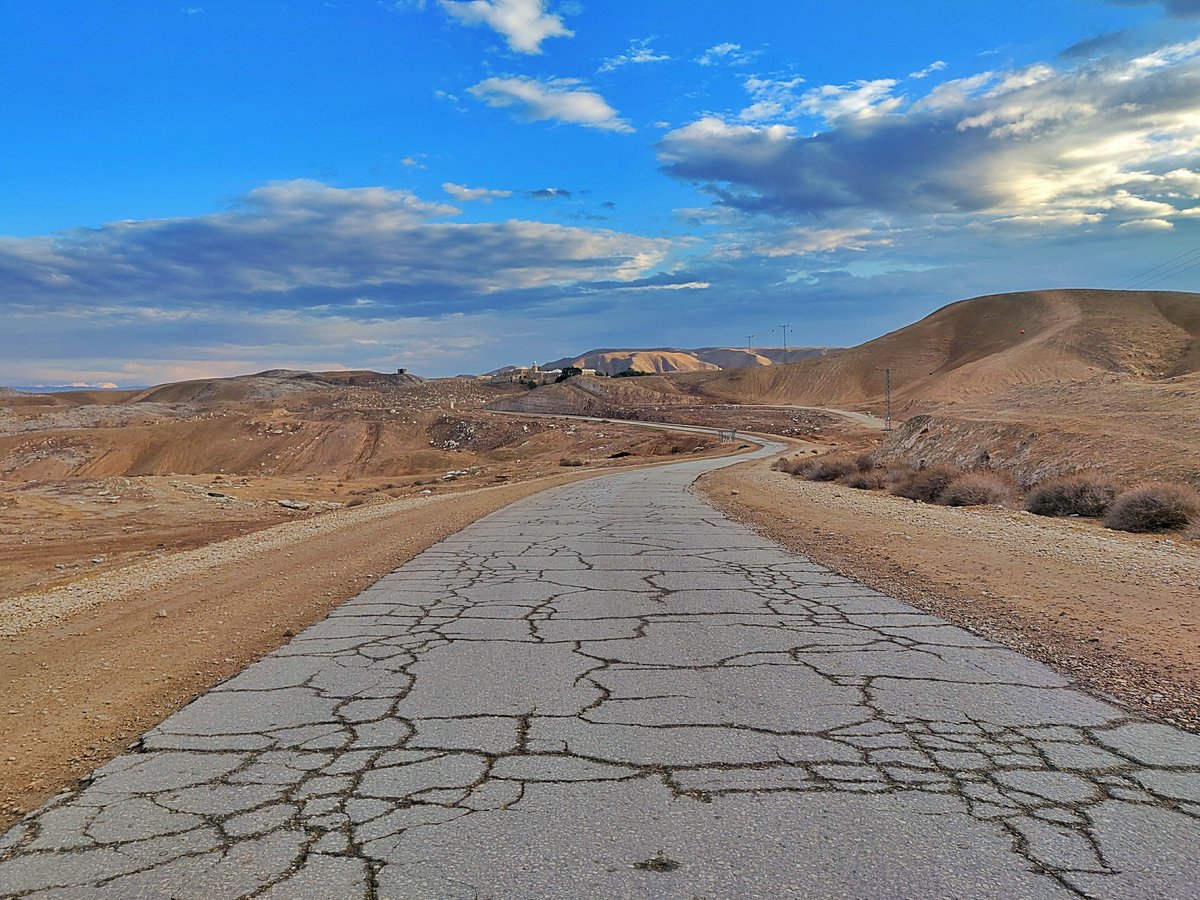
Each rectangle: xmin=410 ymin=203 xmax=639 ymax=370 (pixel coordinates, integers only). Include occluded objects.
xmin=1135 ymin=256 xmax=1200 ymax=291
xmin=1116 ymin=243 xmax=1200 ymax=289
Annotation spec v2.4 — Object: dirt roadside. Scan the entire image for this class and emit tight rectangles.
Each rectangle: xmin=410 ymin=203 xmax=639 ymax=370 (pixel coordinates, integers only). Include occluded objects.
xmin=0 ymin=457 xmax=736 ymax=833
xmin=699 ymin=458 xmax=1200 ymax=733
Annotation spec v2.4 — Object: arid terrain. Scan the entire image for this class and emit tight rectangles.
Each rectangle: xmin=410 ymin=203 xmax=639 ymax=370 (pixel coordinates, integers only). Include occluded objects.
xmin=3 ymin=287 xmax=1199 ymax=840
xmin=681 ymin=289 xmax=1200 ymax=484
xmin=535 ymin=345 xmax=836 ymax=375
xmin=0 ymin=370 xmax=735 ymax=829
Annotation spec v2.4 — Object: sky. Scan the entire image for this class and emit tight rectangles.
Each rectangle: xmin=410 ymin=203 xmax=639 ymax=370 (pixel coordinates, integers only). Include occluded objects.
xmin=2 ymin=0 xmax=1200 ymax=386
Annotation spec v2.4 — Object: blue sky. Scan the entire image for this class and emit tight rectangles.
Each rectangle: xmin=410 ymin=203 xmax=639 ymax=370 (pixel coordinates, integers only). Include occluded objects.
xmin=2 ymin=0 xmax=1199 ymax=385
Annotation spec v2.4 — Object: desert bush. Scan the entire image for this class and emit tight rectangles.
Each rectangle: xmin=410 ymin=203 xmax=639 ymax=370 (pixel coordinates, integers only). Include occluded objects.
xmin=854 ymin=452 xmax=877 ymax=473
xmin=882 ymin=463 xmax=916 ymax=489
xmin=889 ymin=463 xmax=963 ymax=503
xmin=842 ymin=470 xmax=886 ymax=490
xmin=1024 ymin=474 xmax=1119 ymax=518
xmin=559 ymin=457 xmax=584 ymax=467
xmin=1103 ymin=482 xmax=1200 ymax=533
xmin=937 ymin=471 xmax=1015 ymax=507
xmin=773 ymin=455 xmax=822 ymax=478
xmin=804 ymin=453 xmax=860 ymax=482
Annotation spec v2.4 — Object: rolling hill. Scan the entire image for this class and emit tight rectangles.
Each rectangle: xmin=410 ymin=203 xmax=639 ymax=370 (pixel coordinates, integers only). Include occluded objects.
xmin=681 ymin=289 xmax=1200 ymax=407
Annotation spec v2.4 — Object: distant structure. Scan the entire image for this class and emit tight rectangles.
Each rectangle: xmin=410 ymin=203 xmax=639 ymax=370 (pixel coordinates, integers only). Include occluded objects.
xmin=490 ymin=362 xmax=596 ymax=385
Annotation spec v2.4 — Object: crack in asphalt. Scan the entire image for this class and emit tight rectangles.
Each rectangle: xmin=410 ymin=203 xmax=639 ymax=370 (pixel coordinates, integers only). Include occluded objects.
xmin=1 ymin=446 xmax=1198 ymax=898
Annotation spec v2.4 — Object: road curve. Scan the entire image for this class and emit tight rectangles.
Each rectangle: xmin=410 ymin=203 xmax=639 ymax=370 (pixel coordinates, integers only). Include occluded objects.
xmin=1 ymin=443 xmax=1198 ymax=898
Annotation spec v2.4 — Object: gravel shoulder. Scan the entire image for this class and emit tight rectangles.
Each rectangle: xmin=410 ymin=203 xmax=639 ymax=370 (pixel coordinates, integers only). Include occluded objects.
xmin=699 ymin=459 xmax=1200 ymax=731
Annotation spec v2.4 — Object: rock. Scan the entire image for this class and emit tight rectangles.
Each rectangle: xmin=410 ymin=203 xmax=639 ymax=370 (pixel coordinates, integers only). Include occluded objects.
xmin=156 ymin=609 xmax=168 ymax=618
xmin=277 ymin=499 xmax=311 ymax=510
xmin=730 ymin=490 xmax=740 ymax=495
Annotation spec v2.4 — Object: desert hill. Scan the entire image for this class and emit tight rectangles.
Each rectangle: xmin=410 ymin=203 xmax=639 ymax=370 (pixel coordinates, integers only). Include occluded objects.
xmin=682 ymin=289 xmax=1200 ymax=408
xmin=539 ymin=346 xmax=834 ymax=375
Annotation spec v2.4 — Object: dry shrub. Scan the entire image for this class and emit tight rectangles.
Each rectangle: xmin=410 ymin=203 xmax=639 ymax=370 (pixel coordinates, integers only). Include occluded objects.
xmin=804 ymin=453 xmax=860 ymax=482
xmin=883 ymin=463 xmax=916 ymax=489
xmin=854 ymin=452 xmax=876 ymax=472
xmin=1024 ymin=474 xmax=1119 ymax=518
xmin=842 ymin=470 xmax=886 ymax=490
xmin=889 ymin=463 xmax=963 ymax=503
xmin=1103 ymin=482 xmax=1200 ymax=533
xmin=937 ymin=471 xmax=1015 ymax=507
xmin=558 ymin=457 xmax=584 ymax=467
xmin=773 ymin=456 xmax=823 ymax=478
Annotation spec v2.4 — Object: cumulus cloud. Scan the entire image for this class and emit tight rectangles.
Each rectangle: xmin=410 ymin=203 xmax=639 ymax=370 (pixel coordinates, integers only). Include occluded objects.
xmin=737 ymin=75 xmax=901 ymax=124
xmin=439 ymin=0 xmax=572 ymax=53
xmin=0 ymin=180 xmax=670 ymax=316
xmin=468 ymin=75 xmax=633 ymax=132
xmin=443 ymin=182 xmax=514 ymax=201
xmin=658 ymin=38 xmax=1200 ymax=233
xmin=599 ymin=38 xmax=670 ymax=73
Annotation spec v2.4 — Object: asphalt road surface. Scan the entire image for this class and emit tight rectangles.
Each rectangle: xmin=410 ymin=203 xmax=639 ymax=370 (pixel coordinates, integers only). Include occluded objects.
xmin=2 ymin=442 xmax=1199 ymax=898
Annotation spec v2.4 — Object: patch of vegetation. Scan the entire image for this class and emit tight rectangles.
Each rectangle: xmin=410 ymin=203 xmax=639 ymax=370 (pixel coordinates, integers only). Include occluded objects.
xmin=889 ymin=463 xmax=963 ymax=503
xmin=842 ymin=470 xmax=886 ymax=490
xmin=614 ymin=369 xmax=653 ymax=377
xmin=1024 ymin=474 xmax=1119 ymax=518
xmin=558 ymin=457 xmax=585 ymax=467
xmin=1104 ymin=482 xmax=1200 ymax=533
xmin=803 ymin=453 xmax=859 ymax=482
xmin=937 ymin=471 xmax=1015 ymax=507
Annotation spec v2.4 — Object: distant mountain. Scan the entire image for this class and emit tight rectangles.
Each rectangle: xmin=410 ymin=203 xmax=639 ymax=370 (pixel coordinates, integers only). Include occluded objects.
xmin=538 ymin=346 xmax=836 ymax=375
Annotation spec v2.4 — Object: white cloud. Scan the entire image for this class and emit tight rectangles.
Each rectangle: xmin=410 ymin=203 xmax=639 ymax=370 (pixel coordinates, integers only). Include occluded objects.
xmin=738 ymin=75 xmax=806 ymax=122
xmin=0 ymin=180 xmax=671 ymax=315
xmin=599 ymin=38 xmax=670 ymax=73
xmin=908 ymin=60 xmax=947 ymax=79
xmin=439 ymin=0 xmax=571 ymax=54
xmin=443 ymin=182 xmax=514 ymax=201
xmin=468 ymin=75 xmax=633 ymax=132
xmin=658 ymin=37 xmax=1200 ymax=232
xmin=696 ymin=42 xmax=755 ymax=67
xmin=1118 ymin=217 xmax=1175 ymax=229
xmin=797 ymin=79 xmax=903 ymax=124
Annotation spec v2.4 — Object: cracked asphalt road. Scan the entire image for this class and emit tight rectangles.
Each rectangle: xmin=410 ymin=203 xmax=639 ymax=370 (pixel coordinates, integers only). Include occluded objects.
xmin=2 ymin=442 xmax=1199 ymax=899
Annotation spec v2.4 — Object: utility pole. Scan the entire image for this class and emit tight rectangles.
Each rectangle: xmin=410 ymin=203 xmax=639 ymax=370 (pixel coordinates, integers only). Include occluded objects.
xmin=884 ymin=368 xmax=892 ymax=432
xmin=745 ymin=334 xmax=754 ymax=353
xmin=775 ymin=324 xmax=790 ymax=352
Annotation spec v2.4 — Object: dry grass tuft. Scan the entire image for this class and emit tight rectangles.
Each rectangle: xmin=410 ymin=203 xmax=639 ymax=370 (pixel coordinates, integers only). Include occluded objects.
xmin=803 ymin=453 xmax=860 ymax=482
xmin=889 ymin=463 xmax=963 ymax=503
xmin=558 ymin=457 xmax=584 ymax=467
xmin=842 ymin=470 xmax=887 ymax=490
xmin=1024 ymin=474 xmax=1119 ymax=518
xmin=937 ymin=471 xmax=1015 ymax=507
xmin=1103 ymin=482 xmax=1200 ymax=533
xmin=854 ymin=452 xmax=876 ymax=472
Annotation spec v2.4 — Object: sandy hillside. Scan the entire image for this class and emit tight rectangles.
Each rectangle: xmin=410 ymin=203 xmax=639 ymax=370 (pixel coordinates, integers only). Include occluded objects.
xmin=673 ymin=289 xmax=1200 ymax=484
xmin=540 ymin=346 xmax=835 ymax=375
xmin=682 ymin=289 xmax=1200 ymax=406
xmin=0 ymin=370 xmax=720 ymax=601
xmin=486 ymin=374 xmax=839 ymax=439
